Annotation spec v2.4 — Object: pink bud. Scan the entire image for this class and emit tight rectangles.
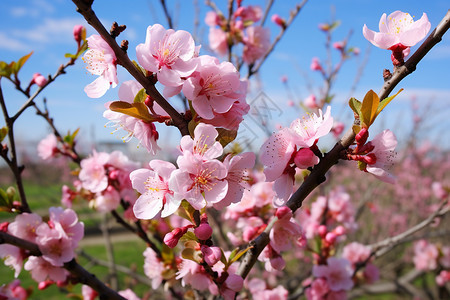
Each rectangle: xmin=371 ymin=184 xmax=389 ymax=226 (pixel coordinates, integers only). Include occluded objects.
xmin=333 ymin=41 xmax=345 ymax=51
xmin=201 ymin=245 xmax=222 ymax=266
xmin=334 ymin=225 xmax=346 ymax=236
xmin=325 ymin=232 xmax=336 ymax=244
xmin=164 ymin=227 xmax=186 ymax=248
xmin=108 ymin=169 xmax=120 ymax=180
xmin=355 ymin=127 xmax=369 ymax=146
xmin=271 ymin=14 xmax=286 ymax=28
xmin=0 ymin=222 xmax=9 ymax=232
xmin=270 ymin=256 xmax=286 ymax=270
xmin=38 ymin=280 xmax=54 ymax=290
xmin=317 ymin=225 xmax=327 ymax=238
xmin=194 ymin=222 xmax=213 ymax=240
xmin=310 ymin=57 xmax=323 ymax=71
xmin=234 ymin=20 xmax=244 ymax=30
xmin=73 ymin=25 xmax=86 ymax=45
xmin=275 ymin=206 xmax=291 ymax=219
xmin=205 ymin=11 xmax=220 ymax=27
xmin=304 ymin=94 xmax=318 ymax=109
xmin=31 ymin=73 xmax=48 ymax=87
xmin=294 ymin=148 xmax=319 ymax=169
xmin=225 ymin=274 xmax=244 ymax=292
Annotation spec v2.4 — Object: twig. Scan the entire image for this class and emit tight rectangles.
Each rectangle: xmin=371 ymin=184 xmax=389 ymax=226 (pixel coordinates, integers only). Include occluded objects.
xmin=159 ymin=0 xmax=174 ymax=28
xmin=260 ymin=0 xmax=274 ymax=27
xmin=71 ymin=0 xmax=189 ymax=136
xmin=237 ymin=9 xmax=450 ymax=280
xmin=247 ymin=0 xmax=308 ymax=78
xmin=101 ymin=213 xmax=118 ymax=290
xmin=0 ymin=231 xmax=126 ymax=300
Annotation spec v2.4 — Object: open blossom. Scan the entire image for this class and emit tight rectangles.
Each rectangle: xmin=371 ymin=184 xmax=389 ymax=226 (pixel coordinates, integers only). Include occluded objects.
xmin=208 ymin=27 xmax=228 ymax=56
xmin=289 ymin=106 xmax=333 ymax=147
xmin=136 ymin=24 xmax=197 ymax=88
xmin=243 ymin=26 xmax=270 ymax=64
xmin=79 ymin=151 xmax=110 ymax=193
xmin=234 ymin=5 xmax=262 ymax=22
xmin=364 ymin=129 xmax=397 ymax=183
xmin=130 ymin=160 xmax=179 ymax=219
xmin=104 ymin=80 xmax=162 ymax=154
xmin=270 ymin=210 xmax=302 ymax=253
xmin=143 ymin=247 xmax=165 ymax=289
xmin=413 ymin=240 xmax=439 ymax=271
xmin=82 ymin=35 xmax=118 ymax=98
xmin=179 ymin=123 xmax=223 ymax=160
xmin=363 ymin=11 xmax=431 ymax=50
xmin=24 ymin=256 xmax=68 ymax=283
xmin=37 ymin=134 xmax=58 ymax=161
xmin=313 ymin=257 xmax=354 ymax=291
xmin=183 ymin=55 xmax=243 ymax=120
xmin=342 ymin=242 xmax=371 ymax=266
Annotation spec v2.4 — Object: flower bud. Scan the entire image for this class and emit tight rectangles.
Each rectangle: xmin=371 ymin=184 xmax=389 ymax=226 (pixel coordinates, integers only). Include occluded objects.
xmin=225 ymin=274 xmax=244 ymax=292
xmin=334 ymin=225 xmax=346 ymax=236
xmin=201 ymin=245 xmax=222 ymax=266
xmin=38 ymin=280 xmax=54 ymax=290
xmin=317 ymin=225 xmax=327 ymax=238
xmin=325 ymin=232 xmax=337 ymax=244
xmin=294 ymin=148 xmax=319 ymax=169
xmin=304 ymin=94 xmax=318 ymax=109
xmin=0 ymin=222 xmax=9 ymax=232
xmin=310 ymin=57 xmax=323 ymax=71
xmin=31 ymin=73 xmax=48 ymax=87
xmin=275 ymin=206 xmax=291 ymax=219
xmin=355 ymin=127 xmax=369 ymax=146
xmin=194 ymin=222 xmax=213 ymax=240
xmin=333 ymin=41 xmax=345 ymax=51
xmin=73 ymin=25 xmax=86 ymax=45
xmin=271 ymin=14 xmax=286 ymax=28
xmin=270 ymin=256 xmax=286 ymax=270
xmin=164 ymin=227 xmax=188 ymax=248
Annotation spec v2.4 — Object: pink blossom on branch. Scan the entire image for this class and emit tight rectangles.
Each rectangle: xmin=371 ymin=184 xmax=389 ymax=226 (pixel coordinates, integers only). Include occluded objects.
xmin=312 ymin=257 xmax=354 ymax=292
xmin=136 ymin=24 xmax=197 ymax=88
xmin=243 ymin=26 xmax=270 ymax=64
xmin=82 ymin=35 xmax=118 ymax=98
xmin=37 ymin=134 xmax=59 ymax=161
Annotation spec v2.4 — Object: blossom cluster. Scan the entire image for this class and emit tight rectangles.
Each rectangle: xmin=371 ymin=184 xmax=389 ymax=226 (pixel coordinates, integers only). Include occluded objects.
xmin=413 ymin=240 xmax=450 ymax=286
xmin=0 ymin=208 xmax=84 ymax=284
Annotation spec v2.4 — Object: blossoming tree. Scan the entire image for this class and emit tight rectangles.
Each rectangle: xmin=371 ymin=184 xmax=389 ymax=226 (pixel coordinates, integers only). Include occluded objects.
xmin=0 ymin=1 xmax=449 ymax=299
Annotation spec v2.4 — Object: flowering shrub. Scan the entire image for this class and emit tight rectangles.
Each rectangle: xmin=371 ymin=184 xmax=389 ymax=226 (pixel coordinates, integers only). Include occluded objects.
xmin=0 ymin=2 xmax=449 ymax=300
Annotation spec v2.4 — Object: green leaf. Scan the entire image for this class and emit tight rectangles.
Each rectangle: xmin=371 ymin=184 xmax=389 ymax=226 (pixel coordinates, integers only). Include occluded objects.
xmin=13 ymin=52 xmax=33 ymax=75
xmin=374 ymin=89 xmax=403 ymax=120
xmin=109 ymin=101 xmax=157 ymax=123
xmin=228 ymin=246 xmax=252 ymax=265
xmin=64 ymin=53 xmax=77 ymax=59
xmin=360 ymin=90 xmax=379 ymax=128
xmin=216 ymin=128 xmax=237 ymax=148
xmin=0 ymin=61 xmax=12 ymax=78
xmin=132 ymin=60 xmax=148 ymax=77
xmin=133 ymin=88 xmax=147 ymax=103
xmin=177 ymin=200 xmax=196 ymax=223
xmin=348 ymin=97 xmax=362 ymax=118
xmin=181 ymin=247 xmax=201 ymax=263
xmin=0 ymin=188 xmax=10 ymax=208
xmin=179 ymin=231 xmax=198 ymax=243
xmin=0 ymin=127 xmax=8 ymax=142
xmin=219 ymin=247 xmax=228 ymax=266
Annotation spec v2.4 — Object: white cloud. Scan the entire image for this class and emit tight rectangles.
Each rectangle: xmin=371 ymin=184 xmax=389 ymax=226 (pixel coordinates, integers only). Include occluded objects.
xmin=0 ymin=32 xmax=31 ymax=51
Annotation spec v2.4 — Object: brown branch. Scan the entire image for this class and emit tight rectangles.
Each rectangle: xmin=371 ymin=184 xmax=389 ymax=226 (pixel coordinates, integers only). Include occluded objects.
xmin=159 ymin=0 xmax=174 ymax=29
xmin=0 ymin=231 xmax=126 ymax=300
xmin=237 ymin=9 xmax=450 ymax=280
xmin=71 ymin=0 xmax=189 ymax=136
xmin=260 ymin=0 xmax=274 ymax=27
xmin=247 ymin=0 xmax=308 ymax=78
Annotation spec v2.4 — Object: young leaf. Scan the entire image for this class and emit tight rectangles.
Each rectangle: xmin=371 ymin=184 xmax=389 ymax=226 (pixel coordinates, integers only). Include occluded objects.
xmin=360 ymin=90 xmax=380 ymax=128
xmin=374 ymin=89 xmax=403 ymax=120
xmin=216 ymin=128 xmax=237 ymax=148
xmin=228 ymin=246 xmax=253 ymax=265
xmin=179 ymin=231 xmax=198 ymax=243
xmin=13 ymin=52 xmax=33 ymax=75
xmin=134 ymin=88 xmax=147 ymax=103
xmin=348 ymin=97 xmax=362 ymax=118
xmin=0 ymin=126 xmax=8 ymax=142
xmin=109 ymin=101 xmax=157 ymax=123
xmin=0 ymin=61 xmax=12 ymax=78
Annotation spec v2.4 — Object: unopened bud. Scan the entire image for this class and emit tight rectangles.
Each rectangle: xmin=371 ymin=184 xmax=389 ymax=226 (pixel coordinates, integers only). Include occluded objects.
xmin=275 ymin=206 xmax=291 ymax=219
xmin=334 ymin=225 xmax=346 ymax=236
xmin=194 ymin=222 xmax=213 ymax=240
xmin=225 ymin=274 xmax=244 ymax=292
xmin=325 ymin=232 xmax=337 ymax=244
xmin=355 ymin=127 xmax=369 ymax=146
xmin=317 ymin=225 xmax=327 ymax=238
xmin=201 ymin=245 xmax=222 ymax=266
xmin=31 ymin=73 xmax=48 ymax=87
xmin=38 ymin=280 xmax=54 ymax=290
xmin=164 ymin=227 xmax=188 ymax=248
xmin=294 ymin=148 xmax=319 ymax=169
xmin=271 ymin=14 xmax=286 ymax=29
xmin=310 ymin=57 xmax=323 ymax=71
xmin=73 ymin=25 xmax=86 ymax=45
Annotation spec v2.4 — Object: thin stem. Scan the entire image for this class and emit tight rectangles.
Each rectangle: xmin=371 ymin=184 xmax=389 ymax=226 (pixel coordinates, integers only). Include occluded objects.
xmin=159 ymin=0 xmax=174 ymax=28
xmin=260 ymin=0 xmax=274 ymax=26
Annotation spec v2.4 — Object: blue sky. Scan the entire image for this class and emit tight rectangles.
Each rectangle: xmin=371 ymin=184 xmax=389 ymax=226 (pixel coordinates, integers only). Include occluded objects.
xmin=1 ymin=0 xmax=449 ymax=154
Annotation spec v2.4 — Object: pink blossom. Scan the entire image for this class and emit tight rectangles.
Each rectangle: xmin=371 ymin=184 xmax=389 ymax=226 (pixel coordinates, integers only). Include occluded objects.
xmin=243 ymin=26 xmax=270 ymax=64
xmin=234 ymin=5 xmax=262 ymax=22
xmin=8 ymin=213 xmax=42 ymax=243
xmin=289 ymin=106 xmax=333 ymax=147
xmin=439 ymin=246 xmax=450 ymax=268
xmin=104 ymin=80 xmax=161 ymax=154
xmin=118 ymin=289 xmax=140 ymax=300
xmin=305 ymin=278 xmax=329 ymax=300
xmin=364 ymin=263 xmax=380 ymax=284
xmin=363 ymin=11 xmax=431 ymax=50
xmin=312 ymin=257 xmax=354 ymax=291
xmin=172 ymin=152 xmax=228 ymax=209
xmin=35 ymin=223 xmax=75 ymax=266
xmin=131 ymin=159 xmax=178 ymax=219
xmin=0 ymin=279 xmax=27 ymax=300
xmin=432 ymin=181 xmax=448 ymax=199
xmin=225 ymin=274 xmax=244 ymax=292
xmin=79 ymin=151 xmax=109 ymax=193
xmin=333 ymin=41 xmax=345 ymax=51
xmin=136 ymin=24 xmax=197 ymax=87
xmin=179 ymin=123 xmax=223 ymax=160
xmin=176 ymin=258 xmax=216 ymax=293
xmin=143 ymin=247 xmax=165 ymax=289
xmin=436 ymin=270 xmax=450 ymax=286
xmin=364 ymin=129 xmax=397 ymax=183
xmin=82 ymin=35 xmax=118 ymax=98
xmin=195 ymin=223 xmax=213 ymax=240
xmin=31 ymin=73 xmax=48 ymax=87
xmin=73 ymin=25 xmax=86 ymax=45
xmin=37 ymin=134 xmax=58 ymax=161
xmin=94 ymin=186 xmax=121 ymax=212
xmin=183 ymin=55 xmax=243 ymax=119
xmin=208 ymin=27 xmax=228 ymax=56
xmin=24 ymin=256 xmax=68 ymax=283
xmin=270 ymin=211 xmax=302 ymax=253
xmin=247 ymin=278 xmax=288 ymax=300
xmin=310 ymin=57 xmax=323 ymax=71
xmin=0 ymin=244 xmax=23 ymax=277
xmin=342 ymin=242 xmax=371 ymax=266
xmin=215 ymin=152 xmax=255 ymax=210
xmin=48 ymin=207 xmax=84 ymax=247
xmin=205 ymin=11 xmax=221 ymax=27
xmin=82 ymin=285 xmax=98 ymax=300
xmin=304 ymin=94 xmax=318 ymax=110
xmin=413 ymin=240 xmax=438 ymax=271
